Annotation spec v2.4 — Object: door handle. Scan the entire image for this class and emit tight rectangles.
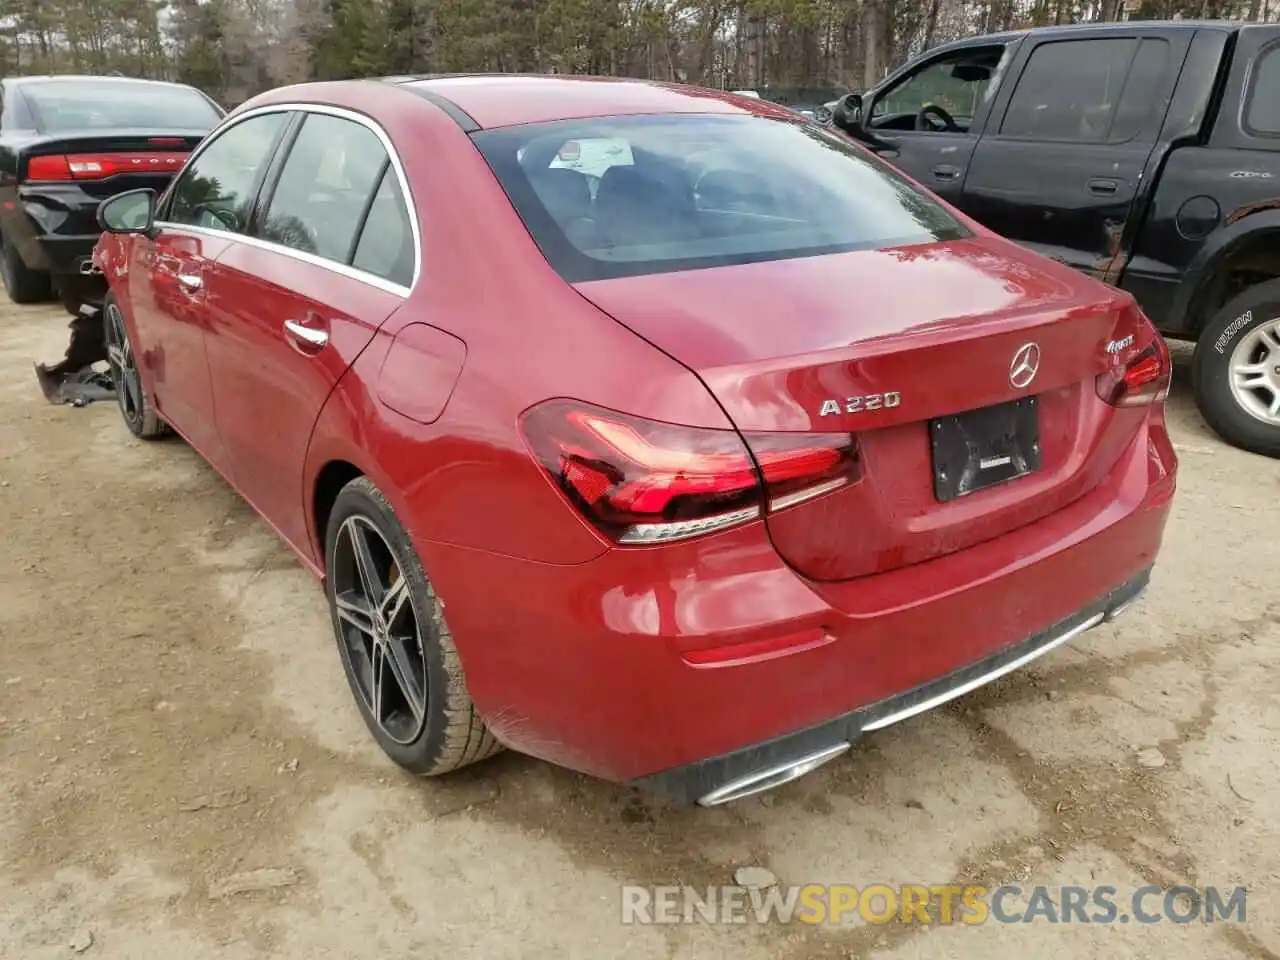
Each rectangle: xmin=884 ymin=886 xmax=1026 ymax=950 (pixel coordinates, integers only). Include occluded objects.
xmin=283 ymin=319 xmax=329 ymax=348
xmin=932 ymin=164 xmax=961 ymax=182
xmin=177 ymin=272 xmax=203 ymax=292
xmin=1087 ymin=178 xmax=1119 ymax=196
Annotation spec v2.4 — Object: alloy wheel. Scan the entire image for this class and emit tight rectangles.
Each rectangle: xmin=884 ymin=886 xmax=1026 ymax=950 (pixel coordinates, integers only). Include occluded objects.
xmin=1228 ymin=315 xmax=1280 ymax=426
xmin=104 ymin=302 xmax=143 ymax=429
xmin=332 ymin=516 xmax=428 ymax=745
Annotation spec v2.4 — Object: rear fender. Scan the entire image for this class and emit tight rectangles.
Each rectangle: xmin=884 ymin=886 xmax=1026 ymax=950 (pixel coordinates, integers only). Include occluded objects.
xmin=1172 ymin=208 xmax=1280 ymax=334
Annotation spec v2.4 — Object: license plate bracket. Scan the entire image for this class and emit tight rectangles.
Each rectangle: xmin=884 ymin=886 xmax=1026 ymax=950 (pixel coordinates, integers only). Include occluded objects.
xmin=930 ymin=396 xmax=1041 ymax=502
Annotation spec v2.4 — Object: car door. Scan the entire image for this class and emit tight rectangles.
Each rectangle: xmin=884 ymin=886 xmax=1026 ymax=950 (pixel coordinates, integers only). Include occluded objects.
xmin=202 ymin=108 xmax=415 ymax=556
xmin=859 ymin=41 xmax=1014 ymax=204
xmin=960 ymin=30 xmax=1191 ymax=281
xmin=134 ymin=110 xmax=292 ymax=471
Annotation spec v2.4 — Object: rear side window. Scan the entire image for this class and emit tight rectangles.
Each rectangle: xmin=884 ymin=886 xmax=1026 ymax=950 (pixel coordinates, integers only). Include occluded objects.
xmin=473 ymin=114 xmax=968 ymax=283
xmin=1000 ymin=38 xmax=1137 ymax=142
xmin=1245 ymin=44 xmax=1280 ymax=137
xmin=167 ymin=112 xmax=288 ymax=232
xmin=1108 ymin=39 xmax=1173 ymax=142
xmin=351 ymin=168 xmax=415 ymax=287
xmin=21 ymin=81 xmax=221 ymax=132
xmin=258 ymin=113 xmax=388 ymax=263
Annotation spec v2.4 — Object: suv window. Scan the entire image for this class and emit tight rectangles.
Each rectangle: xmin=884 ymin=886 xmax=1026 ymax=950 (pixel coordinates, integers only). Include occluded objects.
xmin=873 ymin=46 xmax=1005 ymax=132
xmin=1108 ymin=39 xmax=1172 ymax=142
xmin=351 ymin=168 xmax=415 ymax=287
xmin=257 ymin=113 xmax=388 ymax=262
xmin=167 ymin=112 xmax=288 ymax=232
xmin=1001 ymin=38 xmax=1137 ymax=142
xmin=1245 ymin=44 xmax=1280 ymax=136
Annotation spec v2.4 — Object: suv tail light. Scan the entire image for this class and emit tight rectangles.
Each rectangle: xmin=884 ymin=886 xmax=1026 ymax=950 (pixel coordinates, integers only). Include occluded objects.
xmin=25 ymin=152 xmax=188 ymax=182
xmin=520 ymin=400 xmax=860 ymax=544
xmin=1096 ymin=324 xmax=1171 ymax=407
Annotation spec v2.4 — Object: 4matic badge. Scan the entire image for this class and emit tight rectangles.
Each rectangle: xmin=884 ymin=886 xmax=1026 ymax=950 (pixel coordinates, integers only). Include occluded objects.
xmin=819 ymin=392 xmax=902 ymax=417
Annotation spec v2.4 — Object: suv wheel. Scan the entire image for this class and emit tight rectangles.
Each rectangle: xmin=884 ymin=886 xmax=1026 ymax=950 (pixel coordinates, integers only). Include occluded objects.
xmin=1192 ymin=279 xmax=1280 ymax=458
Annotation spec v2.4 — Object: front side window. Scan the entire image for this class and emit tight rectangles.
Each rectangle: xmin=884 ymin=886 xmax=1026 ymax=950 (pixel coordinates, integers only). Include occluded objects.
xmin=1245 ymin=44 xmax=1280 ymax=137
xmin=257 ymin=113 xmax=388 ymax=262
xmin=473 ymin=114 xmax=968 ymax=283
xmin=1000 ymin=38 xmax=1137 ymax=142
xmin=872 ymin=46 xmax=1006 ymax=132
xmin=167 ymin=112 xmax=288 ymax=233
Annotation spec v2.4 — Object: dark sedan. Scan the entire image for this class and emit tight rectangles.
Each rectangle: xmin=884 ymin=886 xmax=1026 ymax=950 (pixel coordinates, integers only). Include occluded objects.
xmin=0 ymin=75 xmax=224 ymax=311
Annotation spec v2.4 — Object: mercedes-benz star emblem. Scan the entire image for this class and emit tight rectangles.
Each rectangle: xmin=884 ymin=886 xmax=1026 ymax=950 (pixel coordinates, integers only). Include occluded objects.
xmin=1009 ymin=342 xmax=1041 ymax=389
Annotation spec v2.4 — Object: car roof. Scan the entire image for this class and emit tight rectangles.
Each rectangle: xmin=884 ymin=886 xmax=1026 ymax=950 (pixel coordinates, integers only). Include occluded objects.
xmin=380 ymin=75 xmax=796 ymax=130
xmin=929 ymin=18 xmax=1235 ymax=54
xmin=7 ymin=74 xmax=201 ymax=92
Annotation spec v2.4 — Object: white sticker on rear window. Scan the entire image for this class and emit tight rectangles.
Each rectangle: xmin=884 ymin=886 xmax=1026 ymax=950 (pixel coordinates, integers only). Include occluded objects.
xmin=549 ymin=138 xmax=635 ymax=180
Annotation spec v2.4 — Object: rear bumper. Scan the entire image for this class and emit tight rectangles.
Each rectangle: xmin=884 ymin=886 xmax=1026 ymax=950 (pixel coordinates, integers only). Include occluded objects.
xmin=13 ymin=187 xmax=101 ymax=275
xmin=636 ymin=569 xmax=1148 ymax=805
xmin=424 ymin=415 xmax=1176 ymax=795
xmin=19 ymin=229 xmax=106 ymax=307
xmin=10 ymin=187 xmax=107 ymax=304
xmin=34 ymin=233 xmax=100 ymax=274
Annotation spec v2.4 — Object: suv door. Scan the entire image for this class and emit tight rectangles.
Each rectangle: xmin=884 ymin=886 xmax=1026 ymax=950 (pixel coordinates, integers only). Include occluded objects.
xmin=202 ymin=108 xmax=416 ymax=557
xmin=859 ymin=42 xmax=1014 ymax=203
xmin=136 ymin=110 xmax=291 ymax=468
xmin=960 ymin=30 xmax=1191 ymax=280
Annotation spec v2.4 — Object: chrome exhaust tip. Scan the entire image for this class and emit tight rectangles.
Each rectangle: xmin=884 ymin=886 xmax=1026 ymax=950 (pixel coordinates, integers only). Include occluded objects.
xmin=78 ymin=259 xmax=103 ymax=276
xmin=697 ymin=742 xmax=850 ymax=806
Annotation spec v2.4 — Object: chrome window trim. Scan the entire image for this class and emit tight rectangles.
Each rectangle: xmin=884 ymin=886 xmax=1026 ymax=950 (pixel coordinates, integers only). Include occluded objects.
xmin=154 ymin=102 xmax=421 ymax=298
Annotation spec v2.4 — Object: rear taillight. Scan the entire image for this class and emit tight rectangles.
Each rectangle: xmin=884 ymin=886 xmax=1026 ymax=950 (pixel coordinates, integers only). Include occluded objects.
xmin=24 ymin=152 xmax=188 ymax=182
xmin=520 ymin=400 xmax=860 ymax=544
xmin=1096 ymin=327 xmax=1171 ymax=407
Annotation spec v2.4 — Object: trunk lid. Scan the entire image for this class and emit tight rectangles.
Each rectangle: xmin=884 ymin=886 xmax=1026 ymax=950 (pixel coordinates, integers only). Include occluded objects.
xmin=574 ymin=235 xmax=1153 ymax=581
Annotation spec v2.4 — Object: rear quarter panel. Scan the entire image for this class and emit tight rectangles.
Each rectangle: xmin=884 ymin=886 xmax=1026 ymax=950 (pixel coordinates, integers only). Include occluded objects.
xmin=1123 ymin=147 xmax=1280 ymax=334
xmin=298 ymin=84 xmax=731 ymax=570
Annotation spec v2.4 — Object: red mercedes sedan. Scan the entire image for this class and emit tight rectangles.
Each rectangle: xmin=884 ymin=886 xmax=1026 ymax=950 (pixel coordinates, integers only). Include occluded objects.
xmin=93 ymin=76 xmax=1176 ymax=805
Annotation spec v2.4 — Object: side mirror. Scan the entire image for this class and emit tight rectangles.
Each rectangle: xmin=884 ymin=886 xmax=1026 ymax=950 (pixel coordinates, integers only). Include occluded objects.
xmin=97 ymin=189 xmax=156 ymax=236
xmin=831 ymin=93 xmax=865 ymax=136
xmin=831 ymin=91 xmax=897 ymax=152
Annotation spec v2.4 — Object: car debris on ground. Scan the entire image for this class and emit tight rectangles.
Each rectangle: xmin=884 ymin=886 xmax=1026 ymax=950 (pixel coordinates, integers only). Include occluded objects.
xmin=32 ymin=304 xmax=112 ymax=407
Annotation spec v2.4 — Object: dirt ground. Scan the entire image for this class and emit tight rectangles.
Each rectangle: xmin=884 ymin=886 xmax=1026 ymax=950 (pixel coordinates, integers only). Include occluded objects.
xmin=0 ymin=297 xmax=1277 ymax=960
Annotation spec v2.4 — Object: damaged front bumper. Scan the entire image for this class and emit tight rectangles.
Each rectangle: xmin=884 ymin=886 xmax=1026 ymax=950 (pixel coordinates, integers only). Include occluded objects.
xmin=34 ymin=302 xmax=114 ymax=406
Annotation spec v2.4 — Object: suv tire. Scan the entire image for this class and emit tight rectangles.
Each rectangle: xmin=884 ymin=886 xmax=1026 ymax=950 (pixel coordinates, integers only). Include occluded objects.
xmin=1192 ymin=279 xmax=1280 ymax=458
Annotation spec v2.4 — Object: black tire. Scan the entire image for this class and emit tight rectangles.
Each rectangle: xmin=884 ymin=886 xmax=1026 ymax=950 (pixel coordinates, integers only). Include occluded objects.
xmin=1192 ymin=279 xmax=1280 ymax=458
xmin=324 ymin=476 xmax=501 ymax=775
xmin=0 ymin=232 xmax=52 ymax=304
xmin=103 ymin=294 xmax=168 ymax=440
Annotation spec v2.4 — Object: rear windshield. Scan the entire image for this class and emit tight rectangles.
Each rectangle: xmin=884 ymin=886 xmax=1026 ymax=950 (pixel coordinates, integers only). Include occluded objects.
xmin=472 ymin=114 xmax=969 ymax=282
xmin=22 ymin=81 xmax=222 ymax=133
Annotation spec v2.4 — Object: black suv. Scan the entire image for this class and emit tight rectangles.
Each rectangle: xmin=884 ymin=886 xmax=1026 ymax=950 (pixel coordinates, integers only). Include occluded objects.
xmin=0 ymin=75 xmax=223 ymax=313
xmin=832 ymin=21 xmax=1280 ymax=457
